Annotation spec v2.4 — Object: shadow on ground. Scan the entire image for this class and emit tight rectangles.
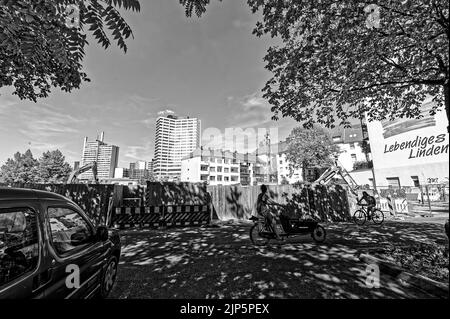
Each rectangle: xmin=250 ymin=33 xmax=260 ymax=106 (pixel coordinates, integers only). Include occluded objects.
xmin=109 ymin=219 xmax=447 ymax=299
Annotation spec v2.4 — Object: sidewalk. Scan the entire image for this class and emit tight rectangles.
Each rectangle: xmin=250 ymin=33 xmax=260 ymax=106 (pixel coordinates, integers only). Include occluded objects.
xmin=110 ymin=219 xmax=448 ymax=299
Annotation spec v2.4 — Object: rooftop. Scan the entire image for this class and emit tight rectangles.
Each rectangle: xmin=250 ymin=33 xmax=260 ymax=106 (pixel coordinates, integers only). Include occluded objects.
xmin=183 ymin=147 xmax=263 ymax=163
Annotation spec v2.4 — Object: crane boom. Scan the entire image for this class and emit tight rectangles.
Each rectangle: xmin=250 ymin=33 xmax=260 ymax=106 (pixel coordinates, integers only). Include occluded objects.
xmin=67 ymin=162 xmax=98 ymax=184
xmin=311 ymin=161 xmax=360 ymax=196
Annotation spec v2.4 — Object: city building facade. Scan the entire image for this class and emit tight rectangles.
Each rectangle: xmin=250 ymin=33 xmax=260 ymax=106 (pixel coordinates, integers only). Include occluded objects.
xmin=154 ymin=114 xmax=201 ymax=182
xmin=181 ymin=148 xmax=257 ymax=186
xmin=363 ymin=100 xmax=449 ymax=188
xmin=255 ymin=140 xmax=302 ymax=184
xmin=80 ymin=132 xmax=119 ymax=181
xmin=329 ymin=124 xmax=369 ymax=172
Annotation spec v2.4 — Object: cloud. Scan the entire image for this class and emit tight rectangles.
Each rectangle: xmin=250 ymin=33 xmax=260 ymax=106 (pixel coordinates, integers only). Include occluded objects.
xmin=157 ymin=109 xmax=175 ymax=116
xmin=19 ymin=104 xmax=83 ymax=139
xmin=123 ymin=142 xmax=154 ymax=162
xmin=0 ymin=94 xmax=17 ymax=113
xmin=227 ymin=93 xmax=273 ymax=128
xmin=127 ymin=95 xmax=161 ymax=110
xmin=0 ymin=100 xmax=85 ymax=160
xmin=232 ymin=19 xmax=253 ymax=29
xmin=242 ymin=96 xmax=267 ymax=109
xmin=140 ymin=107 xmax=177 ymax=127
xmin=141 ymin=117 xmax=156 ymax=127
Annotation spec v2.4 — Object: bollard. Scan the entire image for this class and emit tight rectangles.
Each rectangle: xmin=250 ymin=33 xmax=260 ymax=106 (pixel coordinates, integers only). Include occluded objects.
xmin=386 ymin=195 xmax=395 ymax=216
xmin=425 ymin=185 xmax=432 ymax=214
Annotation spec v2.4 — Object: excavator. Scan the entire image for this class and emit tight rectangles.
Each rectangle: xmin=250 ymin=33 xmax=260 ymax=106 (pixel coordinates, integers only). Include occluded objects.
xmin=311 ymin=159 xmax=360 ymax=196
xmin=67 ymin=161 xmax=99 ymax=184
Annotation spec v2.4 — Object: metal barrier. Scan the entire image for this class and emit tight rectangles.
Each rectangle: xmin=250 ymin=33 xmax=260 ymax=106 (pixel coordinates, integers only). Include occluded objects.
xmin=113 ymin=205 xmax=211 ymax=229
xmin=377 ymin=197 xmax=409 ymax=215
xmin=164 ymin=205 xmax=210 ymax=227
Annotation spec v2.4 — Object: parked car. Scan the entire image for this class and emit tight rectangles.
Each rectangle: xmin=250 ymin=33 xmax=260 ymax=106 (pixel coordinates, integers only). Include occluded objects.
xmin=0 ymin=187 xmax=121 ymax=299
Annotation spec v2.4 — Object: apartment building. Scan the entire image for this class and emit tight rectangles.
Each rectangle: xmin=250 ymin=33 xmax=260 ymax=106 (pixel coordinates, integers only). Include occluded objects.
xmin=181 ymin=148 xmax=259 ymax=186
xmin=254 ymin=140 xmax=302 ymax=184
xmin=154 ymin=114 xmax=201 ymax=181
xmin=328 ymin=124 xmax=369 ymax=172
xmin=80 ymin=132 xmax=119 ymax=181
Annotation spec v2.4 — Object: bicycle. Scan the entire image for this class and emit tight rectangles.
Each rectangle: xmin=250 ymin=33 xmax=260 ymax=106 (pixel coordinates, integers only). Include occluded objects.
xmin=353 ymin=206 xmax=384 ymax=225
xmin=249 ymin=215 xmax=326 ymax=246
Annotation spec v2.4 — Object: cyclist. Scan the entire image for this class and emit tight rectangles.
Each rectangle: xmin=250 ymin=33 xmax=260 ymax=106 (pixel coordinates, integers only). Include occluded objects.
xmin=256 ymin=184 xmax=284 ymax=239
xmin=357 ymin=191 xmax=376 ymax=219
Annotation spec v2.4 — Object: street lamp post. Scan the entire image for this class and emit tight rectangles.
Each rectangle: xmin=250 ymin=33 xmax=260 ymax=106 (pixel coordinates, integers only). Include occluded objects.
xmin=357 ymin=104 xmax=378 ymax=196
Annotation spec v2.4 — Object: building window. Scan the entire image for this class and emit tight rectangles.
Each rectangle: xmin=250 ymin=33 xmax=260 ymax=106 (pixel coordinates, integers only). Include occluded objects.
xmin=411 ymin=176 xmax=420 ymax=187
xmin=224 ymin=177 xmax=229 ymax=182
xmin=217 ymin=175 xmax=222 ymax=181
xmin=210 ymin=176 xmax=215 ymax=181
xmin=0 ymin=208 xmax=39 ymax=287
xmin=217 ymin=166 xmax=222 ymax=172
xmin=210 ymin=167 xmax=215 ymax=172
xmin=231 ymin=176 xmax=238 ymax=182
xmin=231 ymin=167 xmax=239 ymax=173
xmin=200 ymin=175 xmax=208 ymax=181
xmin=386 ymin=177 xmax=400 ymax=188
xmin=224 ymin=168 xmax=229 ymax=173
xmin=47 ymin=207 xmax=93 ymax=255
xmin=200 ymin=165 xmax=208 ymax=171
xmin=217 ymin=159 xmax=222 ymax=164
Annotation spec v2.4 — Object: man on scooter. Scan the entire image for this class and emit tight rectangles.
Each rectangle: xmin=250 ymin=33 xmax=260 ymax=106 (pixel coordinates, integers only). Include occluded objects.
xmin=256 ymin=184 xmax=285 ymax=239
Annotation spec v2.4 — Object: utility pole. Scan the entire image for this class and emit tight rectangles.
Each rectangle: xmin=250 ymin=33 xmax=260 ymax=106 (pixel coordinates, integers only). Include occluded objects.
xmin=358 ymin=104 xmax=378 ymax=196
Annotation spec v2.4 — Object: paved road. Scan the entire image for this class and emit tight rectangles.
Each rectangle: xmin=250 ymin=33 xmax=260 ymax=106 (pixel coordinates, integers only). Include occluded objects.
xmin=109 ymin=218 xmax=448 ymax=299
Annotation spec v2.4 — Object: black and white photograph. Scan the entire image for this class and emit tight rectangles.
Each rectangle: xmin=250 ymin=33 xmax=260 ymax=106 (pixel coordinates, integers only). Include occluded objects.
xmin=0 ymin=0 xmax=449 ymax=308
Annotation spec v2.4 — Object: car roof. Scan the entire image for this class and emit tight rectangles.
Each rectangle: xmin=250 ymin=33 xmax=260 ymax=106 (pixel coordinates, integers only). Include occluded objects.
xmin=0 ymin=187 xmax=70 ymax=202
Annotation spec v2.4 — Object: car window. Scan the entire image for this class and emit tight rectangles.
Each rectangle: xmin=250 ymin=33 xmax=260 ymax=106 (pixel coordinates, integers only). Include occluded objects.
xmin=47 ymin=207 xmax=93 ymax=255
xmin=0 ymin=208 xmax=39 ymax=287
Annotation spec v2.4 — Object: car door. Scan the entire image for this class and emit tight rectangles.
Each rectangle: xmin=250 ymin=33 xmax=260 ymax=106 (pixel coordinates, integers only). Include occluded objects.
xmin=0 ymin=202 xmax=45 ymax=299
xmin=42 ymin=203 xmax=110 ymax=299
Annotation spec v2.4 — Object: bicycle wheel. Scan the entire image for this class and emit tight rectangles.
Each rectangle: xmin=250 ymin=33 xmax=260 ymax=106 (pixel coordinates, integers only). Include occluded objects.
xmin=312 ymin=225 xmax=326 ymax=243
xmin=250 ymin=224 xmax=270 ymax=246
xmin=372 ymin=209 xmax=384 ymax=225
xmin=353 ymin=210 xmax=367 ymax=226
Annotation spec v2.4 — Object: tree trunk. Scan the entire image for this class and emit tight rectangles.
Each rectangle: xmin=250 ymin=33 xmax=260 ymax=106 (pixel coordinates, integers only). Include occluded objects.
xmin=302 ymin=161 xmax=307 ymax=182
xmin=445 ymin=83 xmax=449 ymax=133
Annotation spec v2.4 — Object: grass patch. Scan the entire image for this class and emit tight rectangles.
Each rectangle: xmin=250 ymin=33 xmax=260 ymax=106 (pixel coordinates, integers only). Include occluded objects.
xmin=374 ymin=243 xmax=449 ymax=284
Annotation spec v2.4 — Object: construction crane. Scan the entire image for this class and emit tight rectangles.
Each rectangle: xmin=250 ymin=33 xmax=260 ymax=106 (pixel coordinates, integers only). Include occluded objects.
xmin=67 ymin=162 xmax=99 ymax=184
xmin=311 ymin=159 xmax=360 ymax=196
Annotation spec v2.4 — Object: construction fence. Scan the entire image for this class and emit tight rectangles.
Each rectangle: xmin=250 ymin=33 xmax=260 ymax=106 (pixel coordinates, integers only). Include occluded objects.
xmin=5 ymin=181 xmax=443 ymax=227
xmin=349 ymin=184 xmax=449 ymax=217
xmin=1 ymin=181 xmax=355 ymax=228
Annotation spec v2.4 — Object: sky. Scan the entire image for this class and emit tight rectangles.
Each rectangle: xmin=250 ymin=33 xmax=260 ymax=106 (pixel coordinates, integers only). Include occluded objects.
xmin=0 ymin=0 xmax=299 ymax=168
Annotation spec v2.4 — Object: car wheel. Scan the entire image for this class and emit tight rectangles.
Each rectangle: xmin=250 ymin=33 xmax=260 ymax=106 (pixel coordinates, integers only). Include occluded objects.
xmin=99 ymin=256 xmax=118 ymax=298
